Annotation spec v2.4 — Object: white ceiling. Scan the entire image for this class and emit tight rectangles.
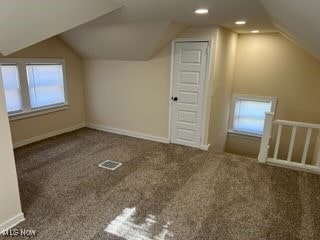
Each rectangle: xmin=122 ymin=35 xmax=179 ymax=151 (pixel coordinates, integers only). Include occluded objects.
xmin=61 ymin=21 xmax=186 ymax=60
xmin=3 ymin=0 xmax=319 ymax=62
xmin=60 ymin=0 xmax=275 ymax=60
xmin=0 ymin=0 xmax=122 ymax=56
xmin=260 ymin=0 xmax=320 ymax=61
xmin=87 ymin=0 xmax=275 ymax=33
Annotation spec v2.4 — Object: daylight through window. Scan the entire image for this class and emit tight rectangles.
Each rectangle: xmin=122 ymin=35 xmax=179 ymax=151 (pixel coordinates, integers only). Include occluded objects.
xmin=0 ymin=59 xmax=67 ymax=118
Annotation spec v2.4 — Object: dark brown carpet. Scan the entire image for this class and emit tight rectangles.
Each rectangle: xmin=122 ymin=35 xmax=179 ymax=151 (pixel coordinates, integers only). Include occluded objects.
xmin=4 ymin=128 xmax=320 ymax=240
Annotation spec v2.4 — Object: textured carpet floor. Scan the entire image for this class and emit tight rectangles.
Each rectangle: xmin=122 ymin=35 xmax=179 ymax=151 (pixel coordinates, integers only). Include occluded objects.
xmin=4 ymin=128 xmax=320 ymax=240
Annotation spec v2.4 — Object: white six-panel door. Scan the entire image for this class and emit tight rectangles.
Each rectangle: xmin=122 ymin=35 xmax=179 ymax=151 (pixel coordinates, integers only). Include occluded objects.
xmin=170 ymin=41 xmax=209 ymax=148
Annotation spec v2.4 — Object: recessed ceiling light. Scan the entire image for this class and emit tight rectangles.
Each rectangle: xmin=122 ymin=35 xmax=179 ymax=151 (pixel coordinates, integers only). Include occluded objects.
xmin=194 ymin=9 xmax=209 ymax=15
xmin=251 ymin=30 xmax=260 ymax=33
xmin=235 ymin=20 xmax=246 ymax=25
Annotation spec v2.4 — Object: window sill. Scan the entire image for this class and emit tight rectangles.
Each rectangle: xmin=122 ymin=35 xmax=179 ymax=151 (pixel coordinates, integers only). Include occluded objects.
xmin=227 ymin=130 xmax=262 ymax=139
xmin=9 ymin=104 xmax=69 ymax=122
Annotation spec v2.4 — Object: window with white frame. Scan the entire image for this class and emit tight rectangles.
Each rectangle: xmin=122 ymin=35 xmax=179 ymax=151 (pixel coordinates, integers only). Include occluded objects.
xmin=229 ymin=94 xmax=277 ymax=136
xmin=1 ymin=64 xmax=23 ymax=113
xmin=0 ymin=59 xmax=67 ymax=118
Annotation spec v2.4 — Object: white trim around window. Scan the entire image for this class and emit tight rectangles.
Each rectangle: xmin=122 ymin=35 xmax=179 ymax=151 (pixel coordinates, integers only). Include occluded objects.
xmin=228 ymin=94 xmax=277 ymax=137
xmin=0 ymin=58 xmax=69 ymax=121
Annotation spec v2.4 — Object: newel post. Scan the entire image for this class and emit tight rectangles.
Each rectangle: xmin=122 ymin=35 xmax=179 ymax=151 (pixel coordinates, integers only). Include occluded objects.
xmin=258 ymin=112 xmax=274 ymax=163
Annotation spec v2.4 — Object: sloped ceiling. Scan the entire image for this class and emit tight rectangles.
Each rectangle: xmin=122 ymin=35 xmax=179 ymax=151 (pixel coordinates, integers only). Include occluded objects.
xmin=88 ymin=0 xmax=274 ymax=33
xmin=0 ymin=0 xmax=122 ymax=56
xmin=61 ymin=0 xmax=274 ymax=60
xmin=3 ymin=0 xmax=319 ymax=63
xmin=61 ymin=21 xmax=186 ymax=60
xmin=260 ymin=0 xmax=320 ymax=60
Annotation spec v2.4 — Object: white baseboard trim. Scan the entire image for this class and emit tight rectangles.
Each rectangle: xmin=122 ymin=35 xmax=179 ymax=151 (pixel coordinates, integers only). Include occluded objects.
xmin=0 ymin=213 xmax=25 ymax=234
xmin=13 ymin=123 xmax=86 ymax=149
xmin=86 ymin=123 xmax=170 ymax=144
xmin=200 ymin=144 xmax=211 ymax=151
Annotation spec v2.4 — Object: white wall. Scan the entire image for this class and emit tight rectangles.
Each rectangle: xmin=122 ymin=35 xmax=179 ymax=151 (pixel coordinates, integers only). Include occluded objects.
xmin=0 ymin=70 xmax=23 ymax=232
xmin=227 ymin=33 xmax=320 ymax=160
xmin=84 ymin=26 xmax=221 ymax=145
xmin=84 ymin=26 xmax=237 ymax=149
xmin=208 ymin=27 xmax=238 ymax=151
xmin=84 ymin=45 xmax=171 ymax=140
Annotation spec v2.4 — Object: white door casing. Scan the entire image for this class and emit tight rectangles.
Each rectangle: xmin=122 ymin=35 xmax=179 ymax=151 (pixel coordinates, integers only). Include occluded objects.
xmin=170 ymin=41 xmax=209 ymax=148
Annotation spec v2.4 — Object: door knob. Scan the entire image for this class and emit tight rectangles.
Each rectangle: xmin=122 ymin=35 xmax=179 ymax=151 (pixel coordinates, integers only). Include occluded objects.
xmin=171 ymin=97 xmax=178 ymax=101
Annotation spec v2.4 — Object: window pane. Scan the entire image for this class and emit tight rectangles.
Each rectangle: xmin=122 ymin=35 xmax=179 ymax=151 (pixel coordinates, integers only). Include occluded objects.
xmin=26 ymin=64 xmax=65 ymax=109
xmin=0 ymin=65 xmax=23 ymax=113
xmin=233 ymin=99 xmax=272 ymax=135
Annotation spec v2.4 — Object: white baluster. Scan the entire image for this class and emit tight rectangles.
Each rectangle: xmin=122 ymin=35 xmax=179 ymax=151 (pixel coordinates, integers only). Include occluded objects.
xmin=287 ymin=126 xmax=297 ymax=162
xmin=301 ymin=128 xmax=312 ymax=165
xmin=273 ymin=125 xmax=283 ymax=159
xmin=258 ymin=112 xmax=274 ymax=163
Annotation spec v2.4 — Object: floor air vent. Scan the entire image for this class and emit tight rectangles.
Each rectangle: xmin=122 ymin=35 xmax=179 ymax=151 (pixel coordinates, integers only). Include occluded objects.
xmin=99 ymin=160 xmax=122 ymax=170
